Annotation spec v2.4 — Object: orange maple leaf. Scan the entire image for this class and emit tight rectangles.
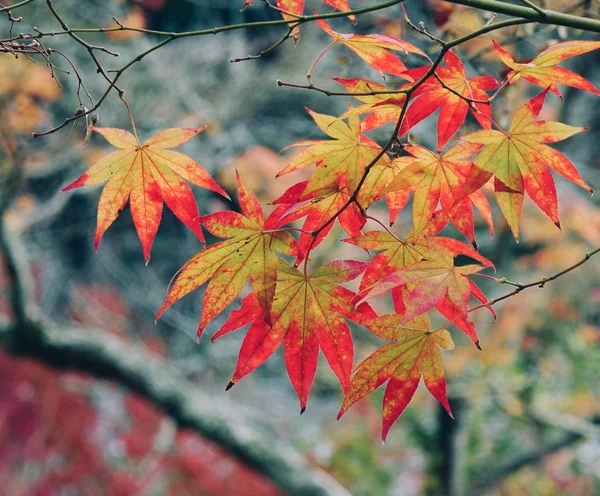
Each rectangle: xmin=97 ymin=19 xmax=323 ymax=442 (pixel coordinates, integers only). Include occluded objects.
xmin=156 ymin=172 xmax=298 ymax=337
xmin=63 ymin=127 xmax=228 ymax=261
xmin=357 ymin=244 xmax=488 ymax=326
xmin=460 ymin=88 xmax=592 ymax=240
xmin=338 ymin=313 xmax=453 ymax=441
xmin=401 ymin=51 xmax=501 ymax=151
xmin=384 ymin=142 xmax=493 ymax=243
xmin=355 ymin=152 xmax=411 ymax=226
xmin=213 ymin=259 xmax=376 ymax=412
xmin=335 ymin=77 xmax=408 ymax=132
xmin=316 ymin=18 xmax=427 ymax=78
xmin=494 ymin=39 xmax=600 ymax=97
xmin=277 ymin=108 xmax=383 ymax=195
xmin=347 ymin=232 xmax=493 ymax=344
xmin=269 ymin=178 xmax=365 ymax=263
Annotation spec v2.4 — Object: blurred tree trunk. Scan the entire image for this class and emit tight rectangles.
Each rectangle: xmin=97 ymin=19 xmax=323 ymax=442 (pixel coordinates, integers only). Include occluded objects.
xmin=427 ymin=397 xmax=468 ymax=496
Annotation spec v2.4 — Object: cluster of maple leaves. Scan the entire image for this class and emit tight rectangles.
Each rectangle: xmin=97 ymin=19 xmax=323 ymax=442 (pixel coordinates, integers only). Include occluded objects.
xmin=63 ymin=4 xmax=598 ymax=439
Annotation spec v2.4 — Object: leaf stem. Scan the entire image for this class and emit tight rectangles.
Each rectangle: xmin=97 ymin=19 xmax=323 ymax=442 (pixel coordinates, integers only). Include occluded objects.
xmin=120 ymin=95 xmax=139 ymax=144
xmin=307 ymin=41 xmax=336 ymax=83
xmin=359 ymin=206 xmax=404 ymax=244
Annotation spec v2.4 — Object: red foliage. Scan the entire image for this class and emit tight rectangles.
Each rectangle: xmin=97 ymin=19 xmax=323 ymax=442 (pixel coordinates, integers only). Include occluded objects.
xmin=0 ymin=351 xmax=282 ymax=495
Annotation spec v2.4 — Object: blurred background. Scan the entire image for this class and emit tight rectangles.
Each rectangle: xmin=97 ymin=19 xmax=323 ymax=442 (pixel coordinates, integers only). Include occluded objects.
xmin=0 ymin=0 xmax=599 ymax=495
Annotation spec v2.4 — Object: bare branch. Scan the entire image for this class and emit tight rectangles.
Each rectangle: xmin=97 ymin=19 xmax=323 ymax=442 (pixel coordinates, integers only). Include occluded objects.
xmin=276 ymin=79 xmax=409 ymax=97
xmin=470 ymin=247 xmax=600 ymax=314
xmin=442 ymin=0 xmax=600 ymax=32
xmin=0 ymin=0 xmax=33 ymax=13
xmin=230 ymin=25 xmax=296 ymax=62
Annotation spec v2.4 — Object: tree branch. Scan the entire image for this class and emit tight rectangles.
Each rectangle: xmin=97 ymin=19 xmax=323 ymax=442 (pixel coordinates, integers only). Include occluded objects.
xmin=0 ymin=0 xmax=33 ymax=12
xmin=35 ymin=0 xmax=405 ymax=38
xmin=0 ymin=222 xmax=30 ymax=324
xmin=0 ymin=126 xmax=31 ymax=326
xmin=428 ymin=398 xmax=469 ymax=496
xmin=469 ymin=414 xmax=600 ymax=492
xmin=443 ymin=0 xmax=600 ymax=32
xmin=466 ymin=0 xmax=593 ymax=61
xmin=470 ymin=247 xmax=600 ymax=314
xmin=28 ymin=0 xmax=600 ymax=137
xmin=0 ymin=320 xmax=351 ymax=496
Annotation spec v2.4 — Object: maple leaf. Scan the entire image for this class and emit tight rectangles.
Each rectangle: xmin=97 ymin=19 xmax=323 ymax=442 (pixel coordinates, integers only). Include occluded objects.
xmin=212 ymin=260 xmax=376 ymax=412
xmin=63 ymin=127 xmax=228 ymax=262
xmin=430 ymin=188 xmax=494 ymax=248
xmin=316 ymin=18 xmax=427 ymax=78
xmin=345 ymin=230 xmax=431 ymax=293
xmin=276 ymin=0 xmax=301 ymax=10
xmin=338 ymin=313 xmax=453 ymax=441
xmin=269 ymin=178 xmax=365 ymax=263
xmin=346 ymin=232 xmax=493 ymax=344
xmin=426 ymin=237 xmax=495 ymax=345
xmin=460 ymin=88 xmax=592 ymax=240
xmin=494 ymin=40 xmax=600 ymax=97
xmin=354 ymin=153 xmax=411 ymax=226
xmin=400 ymin=51 xmax=501 ymax=151
xmin=346 ymin=230 xmax=491 ymax=291
xmin=384 ymin=142 xmax=493 ymax=243
xmin=357 ymin=244 xmax=488 ymax=327
xmin=156 ymin=172 xmax=298 ymax=337
xmin=277 ymin=108 xmax=383 ymax=195
xmin=275 ymin=1 xmax=356 ymax=42
xmin=275 ymin=0 xmax=303 ymax=42
xmin=335 ymin=77 xmax=407 ymax=131
xmin=322 ymin=0 xmax=357 ymax=23
xmin=271 ymin=151 xmax=409 ymax=260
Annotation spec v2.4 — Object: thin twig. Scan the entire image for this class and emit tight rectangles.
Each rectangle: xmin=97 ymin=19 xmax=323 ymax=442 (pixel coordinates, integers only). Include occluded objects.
xmin=276 ymin=79 xmax=409 ymax=97
xmin=33 ymin=0 xmax=407 ymax=137
xmin=469 ymin=247 xmax=600 ymax=314
xmin=401 ymin=4 xmax=445 ymax=45
xmin=0 ymin=0 xmax=33 ymax=12
xmin=230 ymin=25 xmax=295 ymax=62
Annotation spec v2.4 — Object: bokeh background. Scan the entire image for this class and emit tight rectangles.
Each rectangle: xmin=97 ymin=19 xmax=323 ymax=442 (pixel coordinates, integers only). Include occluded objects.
xmin=1 ymin=0 xmax=599 ymax=495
